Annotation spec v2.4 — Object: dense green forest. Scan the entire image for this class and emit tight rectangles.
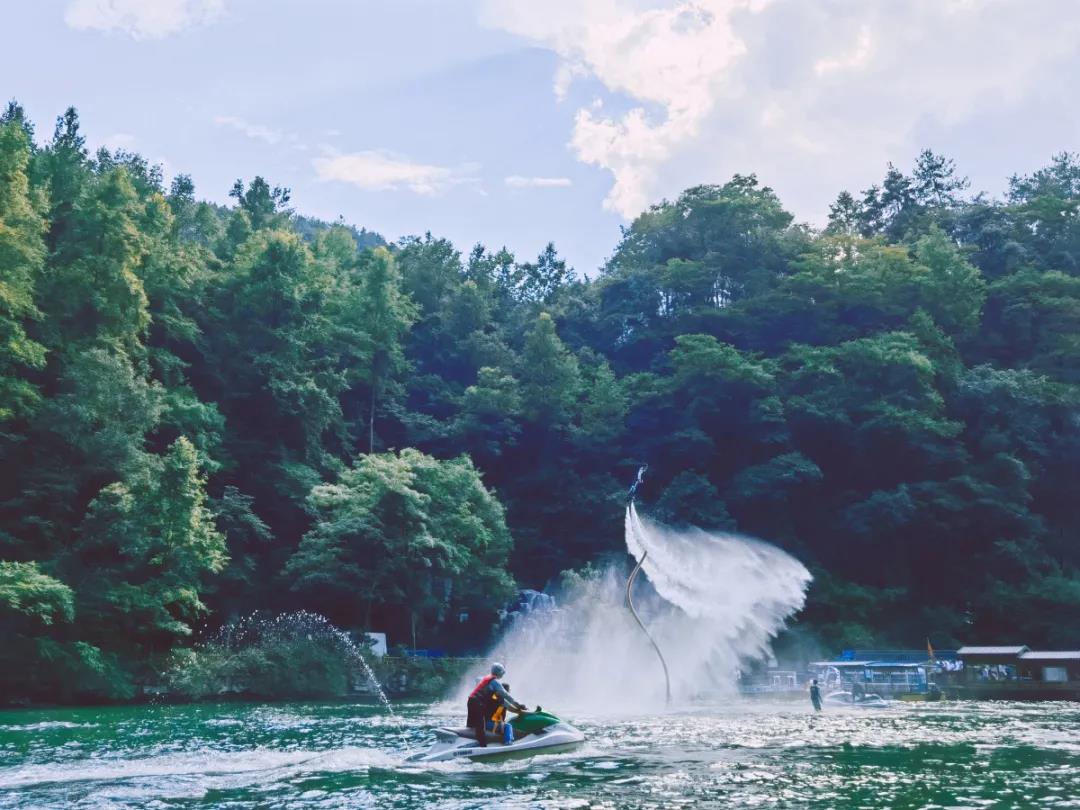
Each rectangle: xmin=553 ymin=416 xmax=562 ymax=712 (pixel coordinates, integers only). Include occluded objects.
xmin=2 ymin=103 xmax=1078 ymax=702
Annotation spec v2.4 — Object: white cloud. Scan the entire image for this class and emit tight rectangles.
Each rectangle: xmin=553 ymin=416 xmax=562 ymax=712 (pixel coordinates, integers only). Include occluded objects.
xmin=728 ymin=0 xmax=1080 ymax=214
xmin=505 ymin=175 xmax=573 ymax=188
xmin=482 ymin=0 xmax=767 ymax=217
xmin=213 ymin=116 xmax=282 ymax=145
xmin=483 ymin=0 xmax=1080 ymax=223
xmin=813 ymin=24 xmax=873 ymax=77
xmin=312 ymin=150 xmax=473 ymax=195
xmin=64 ymin=0 xmax=225 ymax=40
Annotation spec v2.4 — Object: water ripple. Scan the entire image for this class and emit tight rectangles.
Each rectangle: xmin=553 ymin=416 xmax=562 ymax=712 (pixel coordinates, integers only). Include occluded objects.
xmin=0 ymin=700 xmax=1076 ymax=809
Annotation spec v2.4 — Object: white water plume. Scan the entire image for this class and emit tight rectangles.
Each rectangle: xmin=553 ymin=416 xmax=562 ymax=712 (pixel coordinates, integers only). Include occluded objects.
xmin=472 ymin=505 xmax=811 ymax=711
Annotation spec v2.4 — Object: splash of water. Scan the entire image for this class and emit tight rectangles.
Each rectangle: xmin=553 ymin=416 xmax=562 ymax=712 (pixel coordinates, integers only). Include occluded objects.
xmin=471 ymin=506 xmax=811 ymax=711
xmin=192 ymin=611 xmax=409 ymax=749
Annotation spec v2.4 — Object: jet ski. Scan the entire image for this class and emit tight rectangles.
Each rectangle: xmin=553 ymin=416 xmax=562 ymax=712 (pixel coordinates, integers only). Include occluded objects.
xmin=824 ymin=689 xmax=890 ymax=708
xmin=406 ymin=708 xmax=585 ymax=763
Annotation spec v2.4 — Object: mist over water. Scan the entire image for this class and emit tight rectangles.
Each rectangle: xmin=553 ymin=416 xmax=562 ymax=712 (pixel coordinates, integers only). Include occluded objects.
xmin=471 ymin=506 xmax=812 ymax=711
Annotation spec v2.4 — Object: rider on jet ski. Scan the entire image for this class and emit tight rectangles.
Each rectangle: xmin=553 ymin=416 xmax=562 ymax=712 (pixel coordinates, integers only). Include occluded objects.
xmin=489 ymin=683 xmax=519 ymax=743
xmin=467 ymin=662 xmax=526 ymax=747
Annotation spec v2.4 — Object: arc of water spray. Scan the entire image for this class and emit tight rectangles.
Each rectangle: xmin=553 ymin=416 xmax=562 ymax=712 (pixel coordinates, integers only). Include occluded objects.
xmin=625 ymin=465 xmax=672 ymax=706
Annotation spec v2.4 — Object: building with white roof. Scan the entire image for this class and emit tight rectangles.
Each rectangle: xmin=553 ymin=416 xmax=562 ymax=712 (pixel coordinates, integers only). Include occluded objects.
xmin=1019 ymin=651 xmax=1080 ymax=682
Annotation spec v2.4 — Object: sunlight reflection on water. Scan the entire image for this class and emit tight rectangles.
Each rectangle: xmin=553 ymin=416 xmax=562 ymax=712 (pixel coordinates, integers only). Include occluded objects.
xmin=0 ymin=699 xmax=1078 ymax=809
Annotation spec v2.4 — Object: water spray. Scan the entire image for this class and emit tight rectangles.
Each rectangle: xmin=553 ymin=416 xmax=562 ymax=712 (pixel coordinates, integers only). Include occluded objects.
xmin=474 ymin=468 xmax=810 ymax=710
xmin=625 ymin=465 xmax=672 ymax=706
xmin=185 ymin=612 xmax=413 ymax=753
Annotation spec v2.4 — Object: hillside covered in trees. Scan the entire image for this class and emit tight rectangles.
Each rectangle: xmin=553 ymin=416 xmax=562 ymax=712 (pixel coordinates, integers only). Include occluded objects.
xmin=2 ymin=104 xmax=1078 ymax=702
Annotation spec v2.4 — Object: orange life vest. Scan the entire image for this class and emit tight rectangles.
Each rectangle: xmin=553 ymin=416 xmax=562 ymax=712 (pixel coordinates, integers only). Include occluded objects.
xmin=469 ymin=674 xmax=496 ymax=700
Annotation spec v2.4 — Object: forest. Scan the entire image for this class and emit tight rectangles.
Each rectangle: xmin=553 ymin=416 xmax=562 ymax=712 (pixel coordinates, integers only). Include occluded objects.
xmin=1 ymin=103 xmax=1078 ymax=702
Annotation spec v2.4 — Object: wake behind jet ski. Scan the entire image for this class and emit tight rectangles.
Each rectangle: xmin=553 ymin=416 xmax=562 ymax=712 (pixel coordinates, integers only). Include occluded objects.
xmin=407 ymin=708 xmax=585 ymax=763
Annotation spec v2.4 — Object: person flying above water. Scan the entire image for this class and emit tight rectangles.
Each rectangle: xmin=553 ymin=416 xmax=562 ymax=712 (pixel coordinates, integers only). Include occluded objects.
xmin=467 ymin=662 xmax=526 ymax=747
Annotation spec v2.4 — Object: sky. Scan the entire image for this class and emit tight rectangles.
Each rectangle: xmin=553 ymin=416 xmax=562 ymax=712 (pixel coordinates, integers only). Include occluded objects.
xmin=4 ymin=0 xmax=1080 ymax=274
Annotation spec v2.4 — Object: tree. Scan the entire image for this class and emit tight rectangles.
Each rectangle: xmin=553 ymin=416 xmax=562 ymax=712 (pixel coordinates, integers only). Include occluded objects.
xmin=826 ymin=190 xmax=863 ymax=235
xmin=653 ymin=471 xmax=734 ymax=529
xmin=0 ymin=118 xmax=47 ymax=421
xmin=466 ymin=243 xmax=519 ymax=306
xmin=912 ymin=227 xmax=986 ymax=335
xmin=978 ymin=270 xmax=1080 ymax=381
xmin=518 ymin=242 xmax=574 ymax=304
xmin=39 ymin=166 xmax=151 ymax=351
xmin=454 ymin=366 xmax=522 ymax=460
xmin=595 ymin=176 xmax=805 ymax=370
xmin=1008 ymin=151 xmax=1080 ymax=203
xmin=663 ymin=334 xmax=782 ymax=502
xmin=229 ymin=176 xmax=291 ymax=230
xmin=1005 ymin=153 xmax=1080 ymax=274
xmin=519 ymin=312 xmax=580 ymax=427
xmin=207 ymin=485 xmax=273 ymax=617
xmin=855 ymin=151 xmax=967 ymax=240
xmin=0 ymin=560 xmax=73 ymax=627
xmin=0 ymin=100 xmax=35 ymax=140
xmin=68 ymin=437 xmax=226 ymax=654
xmin=880 ymin=163 xmax=916 ymax=237
xmin=785 ymin=229 xmax=984 ymax=344
xmin=397 ymin=233 xmax=461 ymax=316
xmin=41 ymin=107 xmax=89 ymax=251
xmin=912 ymin=149 xmax=968 ymax=208
xmin=576 ymin=356 xmax=627 ymax=444
xmin=193 ymin=227 xmax=356 ymax=565
xmin=354 ymin=247 xmax=417 ymax=453
xmin=0 ymin=561 xmax=78 ymax=699
xmin=211 ymin=230 xmax=340 ymax=461
xmin=284 ymin=449 xmax=514 ymax=643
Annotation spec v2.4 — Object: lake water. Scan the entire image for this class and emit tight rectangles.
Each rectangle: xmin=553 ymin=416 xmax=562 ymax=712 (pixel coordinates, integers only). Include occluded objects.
xmin=1 ymin=700 xmax=1077 ymax=808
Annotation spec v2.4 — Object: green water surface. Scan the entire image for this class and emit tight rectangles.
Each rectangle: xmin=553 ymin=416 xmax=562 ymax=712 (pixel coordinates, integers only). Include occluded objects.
xmin=1 ymin=699 xmax=1077 ymax=808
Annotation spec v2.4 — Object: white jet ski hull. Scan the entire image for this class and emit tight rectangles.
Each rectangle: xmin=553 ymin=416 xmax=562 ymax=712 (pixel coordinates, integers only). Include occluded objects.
xmin=824 ymin=690 xmax=890 ymax=708
xmin=407 ymin=722 xmax=585 ymax=763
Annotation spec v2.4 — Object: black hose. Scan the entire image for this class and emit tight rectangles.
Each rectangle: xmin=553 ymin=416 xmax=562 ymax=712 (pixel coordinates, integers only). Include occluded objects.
xmin=625 ymin=526 xmax=672 ymax=706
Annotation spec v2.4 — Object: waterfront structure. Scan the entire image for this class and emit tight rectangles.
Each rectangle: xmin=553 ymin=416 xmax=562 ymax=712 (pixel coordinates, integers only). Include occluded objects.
xmin=955 ymin=646 xmax=1029 ymax=680
xmin=1018 ymin=651 xmax=1080 ymax=683
xmin=948 ymin=645 xmax=1080 ymax=699
xmin=739 ymin=645 xmax=1080 ymax=700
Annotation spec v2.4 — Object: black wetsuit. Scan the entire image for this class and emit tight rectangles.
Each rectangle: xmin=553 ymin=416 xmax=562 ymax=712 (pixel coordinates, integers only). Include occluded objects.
xmin=810 ymin=684 xmax=822 ymax=711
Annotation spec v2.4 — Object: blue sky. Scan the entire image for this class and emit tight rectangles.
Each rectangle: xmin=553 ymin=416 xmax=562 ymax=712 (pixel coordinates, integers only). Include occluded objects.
xmin=5 ymin=1 xmax=1080 ymax=274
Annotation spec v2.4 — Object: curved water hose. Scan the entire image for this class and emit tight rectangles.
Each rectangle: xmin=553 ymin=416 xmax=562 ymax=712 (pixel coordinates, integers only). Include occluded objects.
xmin=625 ymin=546 xmax=672 ymax=707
